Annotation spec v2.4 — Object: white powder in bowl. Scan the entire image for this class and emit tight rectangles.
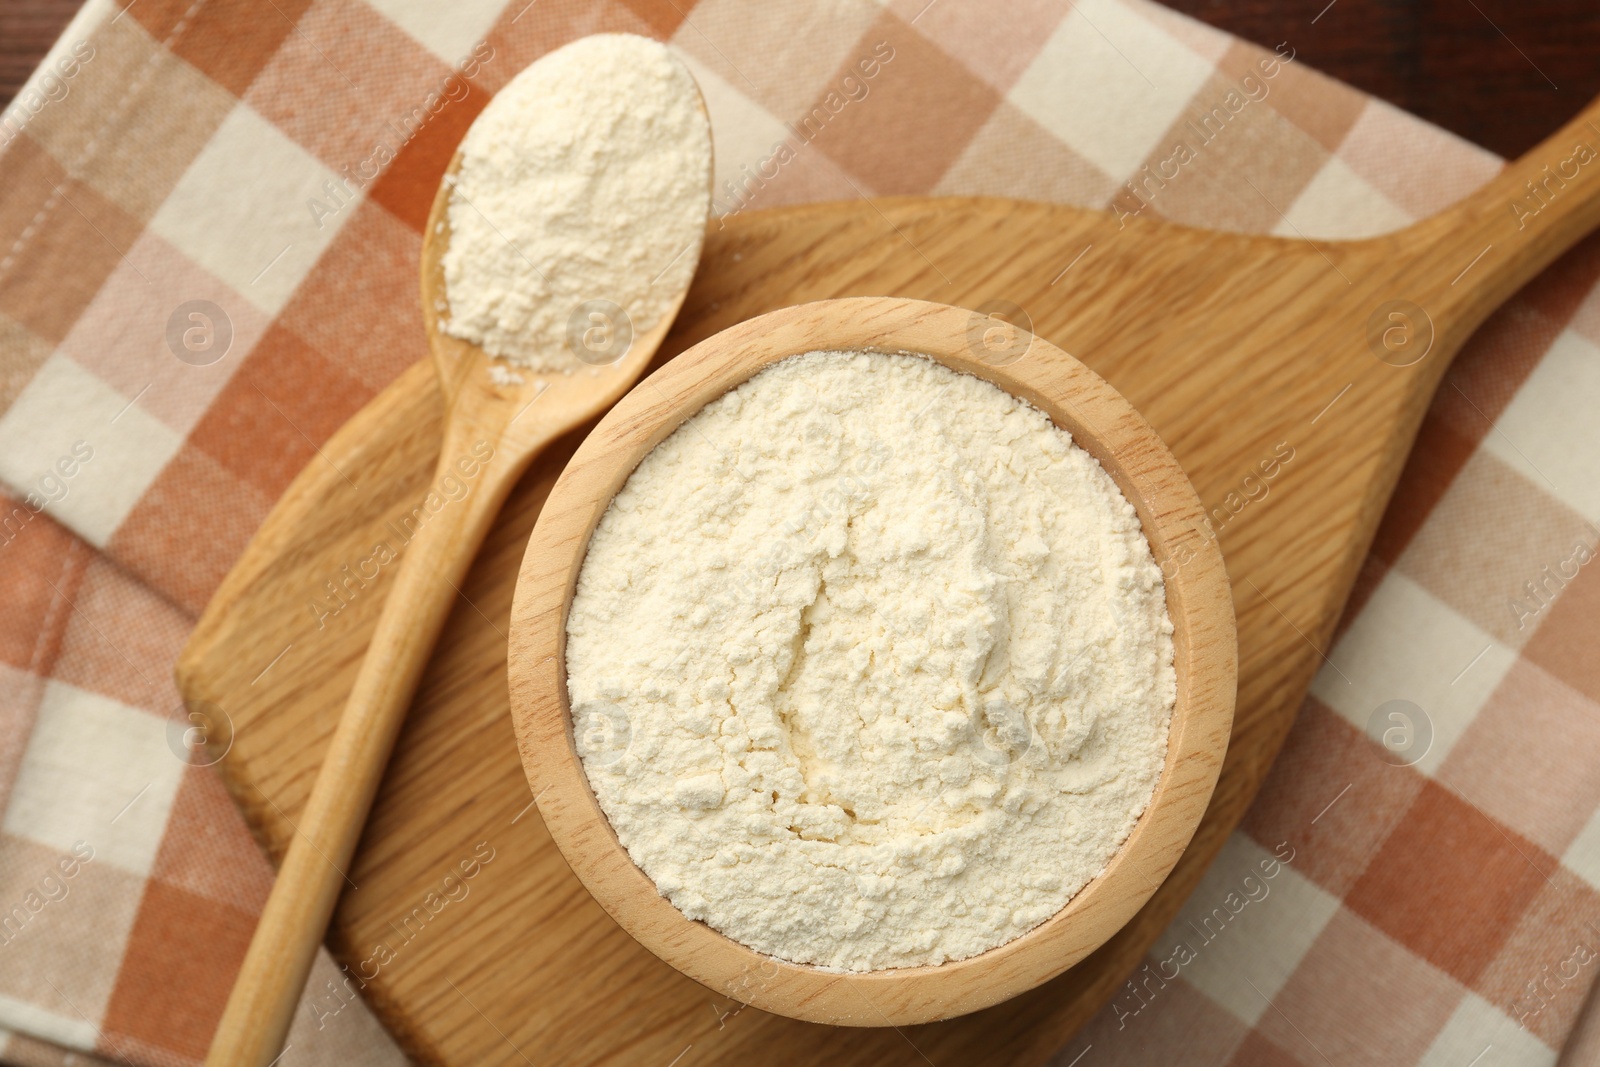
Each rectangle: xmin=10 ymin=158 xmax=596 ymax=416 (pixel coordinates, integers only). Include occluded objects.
xmin=441 ymin=35 xmax=710 ymax=370
xmin=565 ymin=350 xmax=1176 ymax=972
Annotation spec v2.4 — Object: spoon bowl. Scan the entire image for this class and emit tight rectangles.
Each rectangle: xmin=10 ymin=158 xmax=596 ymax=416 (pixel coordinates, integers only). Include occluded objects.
xmin=507 ymin=296 xmax=1237 ymax=1027
xmin=419 ymin=154 xmax=692 ymax=444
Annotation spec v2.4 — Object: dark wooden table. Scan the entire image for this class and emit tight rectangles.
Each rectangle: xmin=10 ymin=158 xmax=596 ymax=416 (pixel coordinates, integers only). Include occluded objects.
xmin=1166 ymin=0 xmax=1598 ymax=159
xmin=3 ymin=0 xmax=1596 ymax=159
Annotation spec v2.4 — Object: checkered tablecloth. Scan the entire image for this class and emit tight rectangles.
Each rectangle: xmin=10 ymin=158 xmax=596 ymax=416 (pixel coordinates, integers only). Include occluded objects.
xmin=2 ymin=0 xmax=1599 ymax=1064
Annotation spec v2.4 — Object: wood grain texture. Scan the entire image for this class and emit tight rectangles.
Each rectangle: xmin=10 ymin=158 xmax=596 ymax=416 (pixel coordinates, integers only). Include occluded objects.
xmin=176 ymin=94 xmax=1600 ymax=1065
xmin=0 ymin=0 xmax=78 ymax=109
xmin=508 ymin=297 xmax=1237 ymax=1027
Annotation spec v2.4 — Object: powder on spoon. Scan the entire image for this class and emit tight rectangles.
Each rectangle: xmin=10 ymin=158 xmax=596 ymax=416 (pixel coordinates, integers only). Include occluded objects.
xmin=440 ymin=34 xmax=710 ymax=370
xmin=566 ymin=350 xmax=1176 ymax=972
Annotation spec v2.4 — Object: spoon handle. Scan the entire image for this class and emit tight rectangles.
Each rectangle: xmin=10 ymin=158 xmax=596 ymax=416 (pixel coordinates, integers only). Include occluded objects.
xmin=206 ymin=404 xmax=541 ymax=1066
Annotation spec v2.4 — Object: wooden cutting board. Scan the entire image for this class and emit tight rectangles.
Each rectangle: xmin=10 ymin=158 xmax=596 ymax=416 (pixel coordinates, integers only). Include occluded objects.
xmin=176 ymin=105 xmax=1600 ymax=1064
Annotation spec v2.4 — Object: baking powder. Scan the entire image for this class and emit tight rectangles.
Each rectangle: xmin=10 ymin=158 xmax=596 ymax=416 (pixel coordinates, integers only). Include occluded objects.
xmin=441 ymin=34 xmax=710 ymax=370
xmin=566 ymin=350 xmax=1175 ymax=971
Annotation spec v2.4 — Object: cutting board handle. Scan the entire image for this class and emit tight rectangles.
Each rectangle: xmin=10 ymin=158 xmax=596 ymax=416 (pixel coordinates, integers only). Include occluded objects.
xmin=1399 ymin=93 xmax=1600 ymax=338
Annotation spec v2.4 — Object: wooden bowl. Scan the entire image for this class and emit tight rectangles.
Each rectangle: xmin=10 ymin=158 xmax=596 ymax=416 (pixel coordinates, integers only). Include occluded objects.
xmin=507 ymin=296 xmax=1236 ymax=1027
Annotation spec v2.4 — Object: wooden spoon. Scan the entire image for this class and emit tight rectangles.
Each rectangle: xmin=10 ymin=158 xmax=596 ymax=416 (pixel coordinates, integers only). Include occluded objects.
xmin=203 ymin=100 xmax=712 ymax=1067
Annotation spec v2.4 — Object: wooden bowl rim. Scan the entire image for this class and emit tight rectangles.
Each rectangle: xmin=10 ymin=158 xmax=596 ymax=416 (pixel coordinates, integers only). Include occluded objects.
xmin=507 ymin=296 xmax=1237 ymax=1027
